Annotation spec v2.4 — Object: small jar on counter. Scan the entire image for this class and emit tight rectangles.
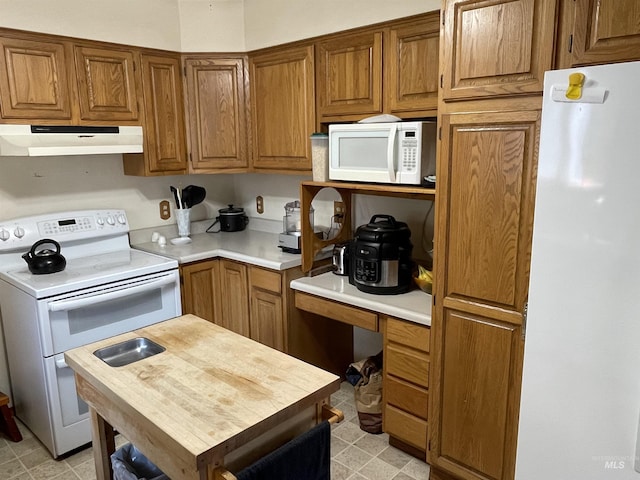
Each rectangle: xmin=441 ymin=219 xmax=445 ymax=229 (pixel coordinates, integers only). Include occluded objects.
xmin=310 ymin=133 xmax=329 ymax=182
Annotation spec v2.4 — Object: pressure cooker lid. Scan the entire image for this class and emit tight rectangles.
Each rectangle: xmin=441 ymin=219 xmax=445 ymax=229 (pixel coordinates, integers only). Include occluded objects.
xmin=219 ymin=204 xmax=245 ymax=215
xmin=355 ymin=215 xmax=411 ymax=242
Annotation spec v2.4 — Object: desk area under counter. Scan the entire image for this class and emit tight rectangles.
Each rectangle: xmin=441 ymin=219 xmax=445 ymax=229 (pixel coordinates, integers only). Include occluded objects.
xmin=291 ymin=272 xmax=432 ymax=458
xmin=290 ymin=272 xmax=431 ymax=329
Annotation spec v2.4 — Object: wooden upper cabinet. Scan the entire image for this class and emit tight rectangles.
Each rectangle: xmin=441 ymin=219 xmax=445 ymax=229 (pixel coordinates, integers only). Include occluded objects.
xmin=441 ymin=0 xmax=556 ymax=100
xmin=385 ymin=14 xmax=440 ymax=115
xmin=436 ymin=110 xmax=538 ymax=317
xmin=184 ymin=56 xmax=248 ymax=173
xmin=316 ymin=31 xmax=383 ymax=118
xmin=565 ymin=0 xmax=640 ymax=66
xmin=74 ymin=45 xmax=139 ymax=122
xmin=428 ymin=109 xmax=538 ymax=480
xmin=249 ymin=45 xmax=315 ymax=173
xmin=135 ymin=53 xmax=187 ymax=174
xmin=0 ymin=36 xmax=73 ymax=120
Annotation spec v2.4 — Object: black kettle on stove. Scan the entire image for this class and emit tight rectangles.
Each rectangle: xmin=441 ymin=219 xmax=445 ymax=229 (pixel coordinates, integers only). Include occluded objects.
xmin=22 ymin=239 xmax=66 ymax=275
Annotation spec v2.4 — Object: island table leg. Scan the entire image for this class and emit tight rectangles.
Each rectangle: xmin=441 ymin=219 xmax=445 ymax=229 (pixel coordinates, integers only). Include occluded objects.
xmin=90 ymin=407 xmax=116 ymax=480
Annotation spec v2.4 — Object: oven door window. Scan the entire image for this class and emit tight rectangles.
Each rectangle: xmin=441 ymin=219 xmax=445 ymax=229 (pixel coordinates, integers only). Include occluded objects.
xmin=40 ymin=271 xmax=181 ymax=355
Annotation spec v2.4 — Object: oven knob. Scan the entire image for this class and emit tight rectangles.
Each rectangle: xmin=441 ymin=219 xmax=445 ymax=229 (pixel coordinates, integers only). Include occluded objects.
xmin=106 ymin=215 xmax=115 ymax=225
xmin=0 ymin=229 xmax=9 ymax=241
xmin=13 ymin=227 xmax=25 ymax=238
xmin=96 ymin=217 xmax=105 ymax=226
xmin=117 ymin=214 xmax=126 ymax=225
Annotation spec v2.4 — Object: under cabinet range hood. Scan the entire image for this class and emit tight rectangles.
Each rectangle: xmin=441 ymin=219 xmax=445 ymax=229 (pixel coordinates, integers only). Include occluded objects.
xmin=0 ymin=125 xmax=143 ymax=156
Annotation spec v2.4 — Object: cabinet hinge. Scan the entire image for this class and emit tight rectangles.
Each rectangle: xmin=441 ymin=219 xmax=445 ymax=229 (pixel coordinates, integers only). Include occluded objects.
xmin=522 ymin=302 xmax=528 ymax=340
xmin=183 ymin=66 xmax=187 ymax=77
xmin=568 ymin=34 xmax=573 ymax=53
xmin=440 ymin=74 xmax=443 ymax=89
xmin=441 ymin=11 xmax=445 ymax=25
xmin=133 ymin=61 xmax=137 ymax=72
xmin=438 ymin=127 xmax=442 ymax=141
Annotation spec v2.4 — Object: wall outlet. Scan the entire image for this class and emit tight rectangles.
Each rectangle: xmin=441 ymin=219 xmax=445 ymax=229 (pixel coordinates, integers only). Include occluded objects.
xmin=256 ymin=195 xmax=264 ymax=214
xmin=334 ymin=201 xmax=345 ymax=223
xmin=159 ymin=200 xmax=171 ymax=220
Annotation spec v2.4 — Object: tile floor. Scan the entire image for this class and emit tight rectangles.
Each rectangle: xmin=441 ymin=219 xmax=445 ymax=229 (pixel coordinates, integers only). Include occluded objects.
xmin=0 ymin=382 xmax=430 ymax=480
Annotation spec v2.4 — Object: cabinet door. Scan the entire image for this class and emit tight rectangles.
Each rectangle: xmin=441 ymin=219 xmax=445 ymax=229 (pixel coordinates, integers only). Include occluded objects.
xmin=249 ymin=45 xmax=315 ymax=172
xmin=139 ymin=54 xmax=187 ymax=173
xmin=568 ymin=0 xmax=640 ymax=66
xmin=180 ymin=260 xmax=221 ymax=324
xmin=385 ymin=14 xmax=439 ymax=115
xmin=219 ymin=260 xmax=250 ymax=336
xmin=430 ymin=310 xmax=523 ymax=480
xmin=184 ymin=57 xmax=248 ymax=172
xmin=429 ymin=110 xmax=539 ymax=480
xmin=0 ymin=36 xmax=73 ymax=120
xmin=315 ymin=31 xmax=382 ymax=118
xmin=441 ymin=0 xmax=556 ymax=100
xmin=250 ymin=290 xmax=284 ymax=351
xmin=74 ymin=45 xmax=139 ymax=122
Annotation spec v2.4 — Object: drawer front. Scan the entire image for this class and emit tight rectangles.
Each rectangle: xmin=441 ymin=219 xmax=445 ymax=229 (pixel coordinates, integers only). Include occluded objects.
xmin=385 ymin=316 xmax=430 ymax=352
xmin=250 ymin=266 xmax=282 ymax=294
xmin=384 ymin=375 xmax=428 ymax=420
xmin=295 ymin=292 xmax=378 ymax=331
xmin=386 ymin=344 xmax=429 ymax=388
xmin=384 ymin=404 xmax=427 ymax=450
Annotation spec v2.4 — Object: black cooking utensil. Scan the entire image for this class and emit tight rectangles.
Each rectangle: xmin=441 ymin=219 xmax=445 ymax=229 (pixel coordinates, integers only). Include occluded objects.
xmin=182 ymin=185 xmax=206 ymax=208
xmin=170 ymin=186 xmax=181 ymax=209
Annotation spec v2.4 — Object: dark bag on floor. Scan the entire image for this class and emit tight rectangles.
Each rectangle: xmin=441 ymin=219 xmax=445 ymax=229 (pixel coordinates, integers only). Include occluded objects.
xmin=346 ymin=351 xmax=383 ymax=434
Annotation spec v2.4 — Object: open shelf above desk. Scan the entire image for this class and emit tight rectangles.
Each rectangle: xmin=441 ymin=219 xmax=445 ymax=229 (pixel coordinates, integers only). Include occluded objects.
xmin=300 ymin=181 xmax=436 ymax=272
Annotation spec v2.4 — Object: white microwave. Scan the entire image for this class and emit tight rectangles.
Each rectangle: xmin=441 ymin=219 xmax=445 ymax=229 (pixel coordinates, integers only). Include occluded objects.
xmin=328 ymin=121 xmax=436 ymax=185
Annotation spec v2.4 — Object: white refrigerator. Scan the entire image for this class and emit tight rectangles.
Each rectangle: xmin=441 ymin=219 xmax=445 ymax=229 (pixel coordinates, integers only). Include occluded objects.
xmin=516 ymin=61 xmax=640 ymax=478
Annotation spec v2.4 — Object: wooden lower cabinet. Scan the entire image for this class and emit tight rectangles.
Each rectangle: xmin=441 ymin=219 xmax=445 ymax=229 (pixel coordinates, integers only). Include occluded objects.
xmin=382 ymin=315 xmax=430 ymax=455
xmin=180 ymin=259 xmax=221 ymax=324
xmin=181 ymin=259 xmax=344 ymax=359
xmin=219 ymin=259 xmax=251 ymax=337
xmin=249 ymin=265 xmax=285 ymax=350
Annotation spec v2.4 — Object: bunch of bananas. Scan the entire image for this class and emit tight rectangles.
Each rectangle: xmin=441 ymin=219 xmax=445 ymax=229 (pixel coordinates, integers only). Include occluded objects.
xmin=413 ymin=265 xmax=433 ymax=293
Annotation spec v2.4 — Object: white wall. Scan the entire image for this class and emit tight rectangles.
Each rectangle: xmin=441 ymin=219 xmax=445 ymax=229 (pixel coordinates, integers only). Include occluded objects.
xmin=179 ymin=0 xmax=246 ymax=52
xmin=243 ymin=0 xmax=440 ymax=50
xmin=0 ymin=155 xmax=237 ymax=228
xmin=0 ymin=0 xmax=182 ymax=50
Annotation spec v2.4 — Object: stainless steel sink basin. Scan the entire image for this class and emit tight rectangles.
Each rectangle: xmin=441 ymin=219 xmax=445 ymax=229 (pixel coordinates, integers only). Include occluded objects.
xmin=94 ymin=337 xmax=165 ymax=367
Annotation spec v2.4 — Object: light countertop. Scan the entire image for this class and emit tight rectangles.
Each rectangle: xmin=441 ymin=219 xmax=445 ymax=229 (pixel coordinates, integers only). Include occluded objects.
xmin=131 ymin=219 xmax=302 ymax=271
xmin=290 ymin=272 xmax=432 ymax=327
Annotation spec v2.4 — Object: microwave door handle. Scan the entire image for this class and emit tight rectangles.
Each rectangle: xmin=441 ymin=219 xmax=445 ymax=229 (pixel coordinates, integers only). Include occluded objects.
xmin=47 ymin=274 xmax=175 ymax=312
xmin=387 ymin=124 xmax=398 ymax=183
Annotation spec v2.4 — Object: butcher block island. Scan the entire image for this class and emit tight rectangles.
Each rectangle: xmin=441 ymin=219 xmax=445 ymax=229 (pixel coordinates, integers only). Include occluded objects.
xmin=64 ymin=314 xmax=342 ymax=480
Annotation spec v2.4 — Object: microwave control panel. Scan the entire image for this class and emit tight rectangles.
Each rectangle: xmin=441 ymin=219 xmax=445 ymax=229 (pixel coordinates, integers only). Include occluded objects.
xmin=400 ymin=131 xmax=418 ymax=172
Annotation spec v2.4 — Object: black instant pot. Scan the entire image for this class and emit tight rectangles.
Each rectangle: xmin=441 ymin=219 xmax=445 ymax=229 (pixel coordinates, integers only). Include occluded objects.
xmin=349 ymin=215 xmax=413 ymax=295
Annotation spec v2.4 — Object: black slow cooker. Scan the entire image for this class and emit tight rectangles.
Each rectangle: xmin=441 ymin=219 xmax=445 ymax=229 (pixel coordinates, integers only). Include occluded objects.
xmin=349 ymin=214 xmax=413 ymax=295
xmin=206 ymin=205 xmax=249 ymax=233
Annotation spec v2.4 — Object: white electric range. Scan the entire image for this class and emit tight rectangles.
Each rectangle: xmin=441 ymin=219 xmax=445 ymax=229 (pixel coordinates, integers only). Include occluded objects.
xmin=0 ymin=210 xmax=181 ymax=457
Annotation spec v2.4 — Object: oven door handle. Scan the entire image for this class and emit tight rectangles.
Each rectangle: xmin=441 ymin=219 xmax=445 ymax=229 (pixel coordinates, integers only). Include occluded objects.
xmin=47 ymin=274 xmax=176 ymax=312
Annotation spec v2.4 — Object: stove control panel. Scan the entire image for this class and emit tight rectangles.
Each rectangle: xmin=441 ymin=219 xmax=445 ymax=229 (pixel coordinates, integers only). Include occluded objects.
xmin=0 ymin=210 xmax=129 ymax=250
